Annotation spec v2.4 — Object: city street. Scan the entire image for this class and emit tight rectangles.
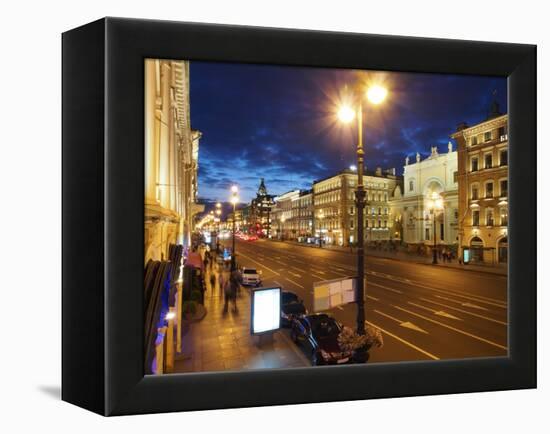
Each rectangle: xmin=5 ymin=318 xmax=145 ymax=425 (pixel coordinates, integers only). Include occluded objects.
xmin=227 ymin=238 xmax=508 ymax=363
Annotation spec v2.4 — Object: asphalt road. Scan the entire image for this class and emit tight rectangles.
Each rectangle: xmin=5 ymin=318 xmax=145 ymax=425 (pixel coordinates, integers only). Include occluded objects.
xmin=224 ymin=238 xmax=508 ymax=364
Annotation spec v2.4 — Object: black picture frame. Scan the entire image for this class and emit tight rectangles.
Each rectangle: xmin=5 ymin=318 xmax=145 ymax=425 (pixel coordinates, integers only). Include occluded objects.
xmin=62 ymin=17 xmax=536 ymax=416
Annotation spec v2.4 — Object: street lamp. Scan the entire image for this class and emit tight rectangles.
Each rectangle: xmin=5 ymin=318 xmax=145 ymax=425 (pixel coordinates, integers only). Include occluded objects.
xmin=337 ymin=84 xmax=387 ymax=336
xmin=317 ymin=210 xmax=324 ymax=248
xmin=215 ymin=202 xmax=222 ymax=252
xmin=230 ymin=186 xmax=239 ymax=271
xmin=427 ymin=191 xmax=444 ymax=264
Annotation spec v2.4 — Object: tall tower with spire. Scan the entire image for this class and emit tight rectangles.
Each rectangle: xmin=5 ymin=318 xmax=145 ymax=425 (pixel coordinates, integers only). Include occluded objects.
xmin=250 ymin=178 xmax=274 ymax=237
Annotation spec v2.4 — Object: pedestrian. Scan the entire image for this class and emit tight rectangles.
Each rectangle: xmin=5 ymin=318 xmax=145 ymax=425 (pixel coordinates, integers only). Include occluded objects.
xmin=209 ymin=270 xmax=216 ymax=292
xmin=223 ymin=272 xmax=238 ymax=313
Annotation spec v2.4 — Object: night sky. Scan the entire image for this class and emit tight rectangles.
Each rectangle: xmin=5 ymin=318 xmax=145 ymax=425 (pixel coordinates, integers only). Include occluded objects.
xmin=189 ymin=61 xmax=506 ymax=205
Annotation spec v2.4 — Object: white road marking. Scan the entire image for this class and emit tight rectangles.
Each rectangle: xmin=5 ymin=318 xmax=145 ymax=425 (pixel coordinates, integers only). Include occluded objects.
xmin=368 ymin=282 xmax=403 ymax=294
xmin=366 ymin=295 xmax=380 ymax=301
xmin=366 ymin=321 xmax=439 ymax=361
xmin=419 ymin=297 xmax=507 ymax=326
xmin=311 ymin=273 xmax=326 ymax=280
xmin=373 ymin=310 xmax=428 ymax=334
xmin=288 ymin=271 xmax=301 ymax=278
xmin=237 ymin=252 xmax=281 ymax=276
xmin=392 ymin=305 xmax=508 ymax=351
xmin=336 ymin=305 xmax=344 ymax=311
xmin=285 ymin=278 xmax=305 ymax=289
xmin=370 ymin=272 xmax=507 ymax=308
xmin=461 ymin=302 xmax=489 ymax=311
xmin=407 ymin=301 xmax=462 ymax=320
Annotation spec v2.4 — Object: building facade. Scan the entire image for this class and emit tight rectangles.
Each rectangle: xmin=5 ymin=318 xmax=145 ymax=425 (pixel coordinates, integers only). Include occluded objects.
xmin=144 ymin=59 xmax=202 ymax=264
xmin=271 ymin=190 xmax=301 ymax=240
xmin=389 ymin=143 xmax=459 ymax=249
xmin=451 ymin=111 xmax=508 ymax=264
xmin=312 ymin=168 xmax=400 ymax=247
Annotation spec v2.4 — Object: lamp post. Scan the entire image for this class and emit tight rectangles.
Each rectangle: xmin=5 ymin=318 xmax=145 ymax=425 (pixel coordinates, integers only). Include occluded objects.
xmin=317 ymin=211 xmax=324 ymax=248
xmin=337 ymin=84 xmax=387 ymax=335
xmin=215 ymin=202 xmax=222 ymax=253
xmin=427 ymin=191 xmax=444 ymax=265
xmin=230 ymin=186 xmax=239 ymax=272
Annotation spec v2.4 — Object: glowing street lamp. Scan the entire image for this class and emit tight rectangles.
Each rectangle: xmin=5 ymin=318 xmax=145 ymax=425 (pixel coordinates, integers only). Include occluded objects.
xmin=337 ymin=83 xmax=388 ymax=336
xmin=427 ymin=191 xmax=444 ymax=264
xmin=366 ymin=85 xmax=388 ymax=105
xmin=230 ymin=186 xmax=239 ymax=271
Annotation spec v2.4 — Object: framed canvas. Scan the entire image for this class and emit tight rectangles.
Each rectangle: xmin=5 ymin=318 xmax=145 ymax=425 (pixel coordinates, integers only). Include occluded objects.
xmin=62 ymin=17 xmax=536 ymax=416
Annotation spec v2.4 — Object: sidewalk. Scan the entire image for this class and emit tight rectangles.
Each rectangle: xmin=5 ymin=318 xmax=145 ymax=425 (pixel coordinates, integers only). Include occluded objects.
xmin=174 ymin=263 xmax=309 ymax=373
xmin=268 ymin=239 xmax=507 ymax=276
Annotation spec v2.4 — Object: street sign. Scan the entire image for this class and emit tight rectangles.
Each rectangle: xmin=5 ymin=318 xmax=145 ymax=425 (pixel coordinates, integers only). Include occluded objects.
xmin=251 ymin=286 xmax=281 ymax=335
xmin=313 ymin=276 xmax=359 ymax=312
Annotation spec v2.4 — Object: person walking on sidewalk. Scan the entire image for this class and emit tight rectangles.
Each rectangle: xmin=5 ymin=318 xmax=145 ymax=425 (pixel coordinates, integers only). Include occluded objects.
xmin=223 ymin=271 xmax=239 ymax=313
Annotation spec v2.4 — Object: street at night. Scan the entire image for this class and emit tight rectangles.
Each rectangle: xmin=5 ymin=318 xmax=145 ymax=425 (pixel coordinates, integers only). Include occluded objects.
xmin=225 ymin=238 xmax=507 ymax=363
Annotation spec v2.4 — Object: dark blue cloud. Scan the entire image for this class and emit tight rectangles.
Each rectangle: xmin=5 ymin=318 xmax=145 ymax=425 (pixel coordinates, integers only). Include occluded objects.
xmin=190 ymin=62 xmax=506 ymax=202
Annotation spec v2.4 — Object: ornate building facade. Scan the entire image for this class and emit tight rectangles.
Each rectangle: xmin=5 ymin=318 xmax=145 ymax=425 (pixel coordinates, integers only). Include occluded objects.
xmin=451 ymin=110 xmax=508 ymax=264
xmin=144 ymin=59 xmax=202 ymax=264
xmin=389 ymin=143 xmax=459 ymax=248
xmin=312 ymin=168 xmax=400 ymax=246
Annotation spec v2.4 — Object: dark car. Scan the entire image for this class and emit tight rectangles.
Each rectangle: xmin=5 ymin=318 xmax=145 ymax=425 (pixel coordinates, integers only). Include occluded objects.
xmin=281 ymin=291 xmax=307 ymax=327
xmin=290 ymin=313 xmax=352 ymax=366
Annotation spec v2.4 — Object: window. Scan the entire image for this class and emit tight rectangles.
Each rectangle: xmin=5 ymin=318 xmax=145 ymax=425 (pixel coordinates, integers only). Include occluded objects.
xmin=484 ymin=131 xmax=492 ymax=142
xmin=384 ymin=207 xmax=388 ymax=215
xmin=486 ymin=209 xmax=494 ymax=226
xmin=350 ymin=206 xmax=354 ymax=215
xmin=500 ymin=149 xmax=508 ymax=166
xmin=486 ymin=182 xmax=494 ymax=198
xmin=471 ymin=157 xmax=479 ymax=172
xmin=378 ymin=207 xmax=382 ymax=215
xmin=383 ymin=220 xmax=387 ymax=228
xmin=500 ymin=180 xmax=508 ymax=197
xmin=471 ymin=136 xmax=478 ymax=146
xmin=365 ymin=220 xmax=369 ymax=228
xmin=472 ymin=210 xmax=480 ymax=226
xmin=378 ymin=220 xmax=381 ymax=228
xmin=454 ymin=209 xmax=459 ymax=220
xmin=425 ymin=228 xmax=430 ymax=240
xmin=500 ymin=207 xmax=508 ymax=226
xmin=498 ymin=126 xmax=507 ymax=141
xmin=472 ymin=186 xmax=479 ymax=200
xmin=409 ymin=180 xmax=414 ymax=191
xmin=440 ymin=223 xmax=444 ymax=241
xmin=350 ymin=219 xmax=354 ymax=229
xmin=485 ymin=153 xmax=493 ymax=169
xmin=453 ymin=171 xmax=458 ymax=183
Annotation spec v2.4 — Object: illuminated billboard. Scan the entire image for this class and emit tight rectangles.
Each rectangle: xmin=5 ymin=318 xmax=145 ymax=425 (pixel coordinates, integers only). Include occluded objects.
xmin=251 ymin=287 xmax=281 ymax=334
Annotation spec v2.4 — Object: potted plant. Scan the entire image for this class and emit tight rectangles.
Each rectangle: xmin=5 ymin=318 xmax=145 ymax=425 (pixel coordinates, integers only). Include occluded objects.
xmin=338 ymin=325 xmax=384 ymax=363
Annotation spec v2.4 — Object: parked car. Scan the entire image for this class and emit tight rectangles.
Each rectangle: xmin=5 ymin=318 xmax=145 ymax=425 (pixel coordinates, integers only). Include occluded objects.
xmin=238 ymin=267 xmax=262 ymax=286
xmin=281 ymin=291 xmax=307 ymax=327
xmin=247 ymin=234 xmax=258 ymax=241
xmin=290 ymin=313 xmax=351 ymax=366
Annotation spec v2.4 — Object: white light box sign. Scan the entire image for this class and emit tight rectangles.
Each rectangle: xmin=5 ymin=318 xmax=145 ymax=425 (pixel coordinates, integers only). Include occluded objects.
xmin=251 ymin=287 xmax=281 ymax=334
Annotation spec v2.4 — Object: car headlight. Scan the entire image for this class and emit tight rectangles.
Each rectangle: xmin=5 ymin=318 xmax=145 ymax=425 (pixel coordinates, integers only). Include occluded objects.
xmin=320 ymin=350 xmax=331 ymax=360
